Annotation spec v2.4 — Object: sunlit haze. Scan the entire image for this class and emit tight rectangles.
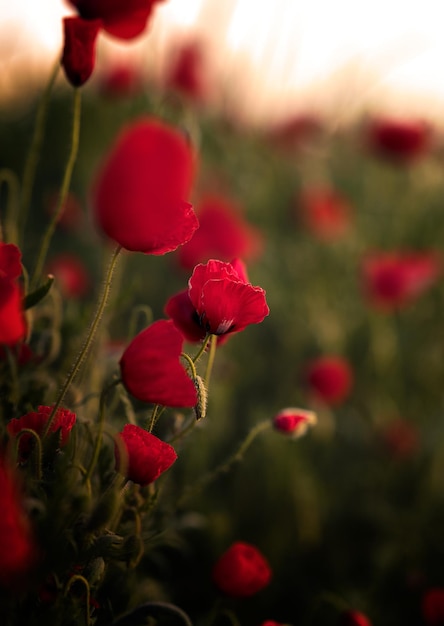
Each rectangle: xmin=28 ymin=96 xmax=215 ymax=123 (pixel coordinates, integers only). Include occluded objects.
xmin=3 ymin=0 xmax=444 ymax=123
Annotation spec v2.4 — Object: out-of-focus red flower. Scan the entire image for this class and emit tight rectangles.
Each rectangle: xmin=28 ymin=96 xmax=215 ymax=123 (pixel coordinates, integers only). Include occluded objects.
xmin=177 ymin=195 xmax=263 ymax=269
xmin=7 ymin=405 xmax=76 ymax=459
xmin=273 ymin=408 xmax=317 ymax=438
xmin=0 ymin=279 xmax=26 ymax=346
xmin=0 ymin=243 xmax=26 ymax=347
xmin=0 ymin=243 xmax=22 ymax=280
xmin=305 ymin=356 xmax=353 ymax=406
xmin=261 ymin=622 xmax=283 ymax=626
xmin=362 ymin=252 xmax=441 ymax=311
xmin=267 ymin=113 xmax=323 ymax=151
xmin=92 ymin=117 xmax=198 ymax=254
xmin=61 ymin=16 xmax=101 ymax=87
xmin=46 ymin=254 xmax=91 ymax=299
xmin=297 ymin=187 xmax=352 ymax=240
xmin=120 ymin=319 xmax=197 ymax=407
xmin=166 ymin=259 xmax=269 ymax=342
xmin=165 ymin=39 xmax=209 ymax=103
xmin=45 ymin=190 xmax=84 ymax=231
xmin=423 ymin=588 xmax=444 ymax=625
xmin=212 ymin=541 xmax=272 ymax=598
xmin=339 ymin=610 xmax=372 ymax=626
xmin=366 ymin=117 xmax=431 ymax=162
xmin=98 ymin=61 xmax=143 ymax=98
xmin=0 ymin=456 xmax=37 ymax=587
xmin=67 ymin=0 xmax=164 ymax=41
xmin=380 ymin=419 xmax=419 ymax=459
xmin=115 ymin=423 xmax=177 ymax=486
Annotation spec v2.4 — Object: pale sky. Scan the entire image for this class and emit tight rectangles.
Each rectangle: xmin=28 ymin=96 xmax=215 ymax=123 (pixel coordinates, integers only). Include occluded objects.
xmin=3 ymin=0 xmax=444 ymax=123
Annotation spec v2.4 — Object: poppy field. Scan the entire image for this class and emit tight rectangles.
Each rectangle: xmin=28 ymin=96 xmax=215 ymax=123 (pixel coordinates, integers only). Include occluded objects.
xmin=3 ymin=3 xmax=444 ymax=626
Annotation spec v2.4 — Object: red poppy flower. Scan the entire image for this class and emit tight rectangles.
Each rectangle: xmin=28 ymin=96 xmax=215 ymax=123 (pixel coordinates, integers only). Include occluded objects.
xmin=120 ymin=319 xmax=197 ymax=407
xmin=177 ymin=195 xmax=263 ymax=269
xmin=92 ymin=117 xmax=198 ymax=254
xmin=189 ymin=259 xmax=269 ymax=335
xmin=380 ymin=419 xmax=419 ymax=459
xmin=67 ymin=0 xmax=164 ymax=41
xmin=261 ymin=622 xmax=283 ymax=626
xmin=47 ymin=254 xmax=91 ymax=299
xmin=45 ymin=190 xmax=84 ymax=231
xmin=0 ymin=456 xmax=36 ymax=587
xmin=0 ymin=277 xmax=27 ymax=347
xmin=212 ymin=541 xmax=272 ymax=597
xmin=0 ymin=243 xmax=26 ymax=346
xmin=305 ymin=356 xmax=353 ymax=406
xmin=366 ymin=117 xmax=430 ymax=162
xmin=0 ymin=243 xmax=22 ymax=280
xmin=7 ymin=405 xmax=76 ymax=459
xmin=165 ymin=39 xmax=210 ymax=103
xmin=423 ymin=588 xmax=444 ymax=625
xmin=273 ymin=408 xmax=317 ymax=438
xmin=165 ymin=259 xmax=268 ymax=342
xmin=268 ymin=113 xmax=323 ymax=151
xmin=362 ymin=252 xmax=440 ymax=311
xmin=99 ymin=61 xmax=143 ymax=98
xmin=115 ymin=424 xmax=177 ymax=485
xmin=339 ymin=610 xmax=372 ymax=626
xmin=61 ymin=16 xmax=101 ymax=87
xmin=298 ymin=187 xmax=352 ymax=240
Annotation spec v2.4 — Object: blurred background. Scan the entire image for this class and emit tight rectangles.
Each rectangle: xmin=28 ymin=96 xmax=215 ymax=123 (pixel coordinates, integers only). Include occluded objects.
xmin=4 ymin=0 xmax=444 ymax=124
xmin=3 ymin=2 xmax=444 ymax=626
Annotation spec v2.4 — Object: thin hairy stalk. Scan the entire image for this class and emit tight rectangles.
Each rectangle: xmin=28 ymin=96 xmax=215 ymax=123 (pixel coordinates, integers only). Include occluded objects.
xmin=31 ymin=87 xmax=82 ymax=290
xmin=192 ymin=333 xmax=211 ymax=363
xmin=148 ymin=404 xmax=166 ymax=432
xmin=43 ymin=246 xmax=122 ymax=437
xmin=204 ymin=333 xmax=217 ymax=388
xmin=20 ymin=59 xmax=59 ymax=240
xmin=178 ymin=420 xmax=272 ymax=507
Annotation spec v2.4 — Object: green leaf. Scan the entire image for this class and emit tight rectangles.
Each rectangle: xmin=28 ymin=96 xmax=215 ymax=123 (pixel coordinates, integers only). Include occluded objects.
xmin=23 ymin=274 xmax=54 ymax=309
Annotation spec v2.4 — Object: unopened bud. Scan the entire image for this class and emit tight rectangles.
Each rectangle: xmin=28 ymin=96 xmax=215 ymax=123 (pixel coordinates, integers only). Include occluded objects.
xmin=194 ymin=375 xmax=207 ymax=421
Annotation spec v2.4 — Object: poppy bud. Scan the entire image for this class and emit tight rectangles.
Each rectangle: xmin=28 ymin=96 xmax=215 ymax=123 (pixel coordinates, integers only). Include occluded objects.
xmin=212 ymin=541 xmax=272 ymax=598
xmin=62 ymin=16 xmax=101 ymax=87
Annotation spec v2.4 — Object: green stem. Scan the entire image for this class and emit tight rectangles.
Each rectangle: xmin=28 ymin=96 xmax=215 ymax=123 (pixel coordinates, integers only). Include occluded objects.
xmin=20 ymin=59 xmax=59 ymax=242
xmin=148 ymin=404 xmax=166 ymax=432
xmin=181 ymin=352 xmax=198 ymax=379
xmin=192 ymin=334 xmax=211 ymax=364
xmin=0 ymin=168 xmax=20 ymax=244
xmin=31 ymin=87 xmax=82 ymax=290
xmin=43 ymin=245 xmax=122 ymax=437
xmin=84 ymin=380 xmax=120 ymax=486
xmin=204 ymin=334 xmax=217 ymax=389
xmin=178 ymin=420 xmax=271 ymax=506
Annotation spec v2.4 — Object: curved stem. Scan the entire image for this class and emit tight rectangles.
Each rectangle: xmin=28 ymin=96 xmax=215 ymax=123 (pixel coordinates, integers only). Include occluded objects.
xmin=20 ymin=59 xmax=59 ymax=242
xmin=181 ymin=352 xmax=197 ymax=379
xmin=111 ymin=602 xmax=193 ymax=626
xmin=178 ymin=420 xmax=271 ymax=506
xmin=31 ymin=87 xmax=82 ymax=290
xmin=43 ymin=245 xmax=122 ymax=437
xmin=192 ymin=334 xmax=211 ymax=364
xmin=64 ymin=574 xmax=91 ymax=626
xmin=15 ymin=428 xmax=43 ymax=480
